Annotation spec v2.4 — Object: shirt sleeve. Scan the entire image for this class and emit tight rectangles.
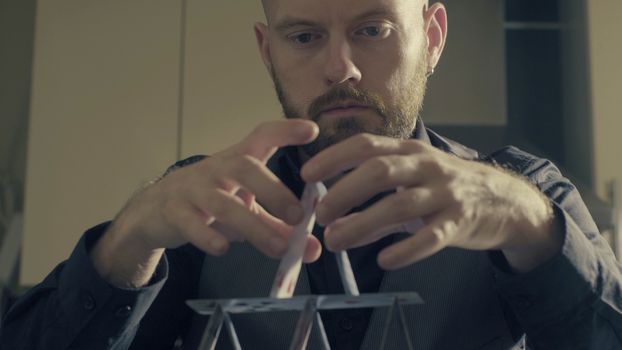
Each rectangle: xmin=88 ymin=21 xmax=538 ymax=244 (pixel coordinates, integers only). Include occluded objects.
xmin=0 ymin=223 xmax=174 ymax=350
xmin=488 ymin=148 xmax=622 ymax=349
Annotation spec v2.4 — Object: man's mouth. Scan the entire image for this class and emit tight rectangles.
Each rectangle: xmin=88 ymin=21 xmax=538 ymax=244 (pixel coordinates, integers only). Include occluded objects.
xmin=320 ymin=101 xmax=372 ymax=117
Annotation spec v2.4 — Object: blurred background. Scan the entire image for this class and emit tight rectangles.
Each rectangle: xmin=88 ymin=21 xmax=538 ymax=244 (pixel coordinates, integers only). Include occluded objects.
xmin=1 ymin=0 xmax=621 ymax=316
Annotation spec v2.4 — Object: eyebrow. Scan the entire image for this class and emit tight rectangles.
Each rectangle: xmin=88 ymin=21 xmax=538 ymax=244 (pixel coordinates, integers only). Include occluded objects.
xmin=352 ymin=7 xmax=399 ymax=23
xmin=273 ymin=6 xmax=399 ymax=33
xmin=273 ymin=17 xmax=320 ymax=33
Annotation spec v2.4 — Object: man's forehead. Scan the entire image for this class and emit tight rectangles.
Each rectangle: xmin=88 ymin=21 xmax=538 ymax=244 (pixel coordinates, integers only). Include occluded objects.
xmin=261 ymin=0 xmax=426 ymax=24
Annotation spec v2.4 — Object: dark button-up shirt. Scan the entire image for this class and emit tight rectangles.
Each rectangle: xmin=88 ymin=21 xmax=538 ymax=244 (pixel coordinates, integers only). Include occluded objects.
xmin=2 ymin=120 xmax=622 ymax=349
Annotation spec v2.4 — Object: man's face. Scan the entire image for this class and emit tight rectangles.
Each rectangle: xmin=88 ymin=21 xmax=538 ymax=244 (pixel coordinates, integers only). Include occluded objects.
xmin=259 ymin=0 xmax=432 ymax=158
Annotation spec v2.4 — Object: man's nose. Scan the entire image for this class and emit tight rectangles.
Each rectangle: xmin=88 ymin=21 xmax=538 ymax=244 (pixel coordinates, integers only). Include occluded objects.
xmin=324 ymin=38 xmax=362 ymax=86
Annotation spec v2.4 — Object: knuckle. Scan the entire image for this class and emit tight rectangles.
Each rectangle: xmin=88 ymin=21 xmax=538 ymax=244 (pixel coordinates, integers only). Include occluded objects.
xmin=430 ymin=226 xmax=447 ymax=244
xmin=390 ymin=192 xmax=416 ymax=220
xmin=421 ymin=157 xmax=445 ymax=176
xmin=207 ymin=241 xmax=230 ymax=256
xmin=205 ymin=191 xmax=230 ymax=219
xmin=444 ymin=185 xmax=460 ymax=203
xmin=446 ymin=181 xmax=470 ymax=206
xmin=456 ymin=202 xmax=476 ymax=222
xmin=368 ymin=157 xmax=395 ymax=183
xmin=355 ymin=133 xmax=379 ymax=152
xmin=404 ymin=139 xmax=425 ymax=153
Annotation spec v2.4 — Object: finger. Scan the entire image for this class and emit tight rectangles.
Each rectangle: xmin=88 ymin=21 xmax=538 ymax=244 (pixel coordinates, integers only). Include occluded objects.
xmin=209 ymin=198 xmax=291 ymax=242
xmin=301 ymin=134 xmax=426 ymax=182
xmin=221 ymin=154 xmax=304 ymax=224
xmin=324 ymin=187 xmax=440 ymax=251
xmin=175 ymin=204 xmax=231 ymax=256
xmin=377 ymin=211 xmax=459 ymax=270
xmin=206 ymin=189 xmax=255 ymax=241
xmin=254 ymin=201 xmax=322 ymax=263
xmin=236 ymin=188 xmax=255 ymax=207
xmin=235 ymin=120 xmax=319 ymax=161
xmin=209 ymin=197 xmax=323 ymax=262
xmin=303 ymin=237 xmax=322 ymax=263
xmin=194 ymin=189 xmax=288 ymax=258
xmin=324 ymin=213 xmax=424 ymax=250
xmin=255 ymin=200 xmax=295 ymax=236
xmin=316 ymin=155 xmax=430 ymax=225
xmin=211 ymin=221 xmax=245 ymax=242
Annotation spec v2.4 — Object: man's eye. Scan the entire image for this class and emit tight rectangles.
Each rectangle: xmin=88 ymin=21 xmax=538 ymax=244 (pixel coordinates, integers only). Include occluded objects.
xmin=291 ymin=32 xmax=320 ymax=45
xmin=362 ymin=26 xmax=381 ymax=36
xmin=357 ymin=25 xmax=390 ymax=39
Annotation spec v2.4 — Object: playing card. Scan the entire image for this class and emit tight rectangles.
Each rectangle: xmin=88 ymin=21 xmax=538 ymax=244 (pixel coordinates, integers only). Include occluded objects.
xmin=335 ymin=250 xmax=359 ymax=296
xmin=270 ymin=182 xmax=327 ymax=298
xmin=186 ymin=292 xmax=424 ymax=315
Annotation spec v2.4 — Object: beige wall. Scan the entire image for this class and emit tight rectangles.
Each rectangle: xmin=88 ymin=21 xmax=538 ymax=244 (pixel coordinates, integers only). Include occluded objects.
xmin=588 ymin=0 xmax=622 ymax=199
xmin=422 ymin=0 xmax=506 ymax=125
xmin=22 ymin=1 xmax=181 ymax=285
xmin=181 ymin=0 xmax=281 ymax=158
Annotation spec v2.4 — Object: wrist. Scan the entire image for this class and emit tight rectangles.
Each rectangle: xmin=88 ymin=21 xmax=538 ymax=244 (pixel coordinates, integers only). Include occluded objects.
xmin=90 ymin=219 xmax=165 ymax=289
xmin=501 ymin=189 xmax=563 ymax=273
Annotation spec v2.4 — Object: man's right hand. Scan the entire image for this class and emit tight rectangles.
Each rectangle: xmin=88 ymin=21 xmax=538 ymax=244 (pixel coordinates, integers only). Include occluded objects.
xmin=91 ymin=120 xmax=321 ymax=288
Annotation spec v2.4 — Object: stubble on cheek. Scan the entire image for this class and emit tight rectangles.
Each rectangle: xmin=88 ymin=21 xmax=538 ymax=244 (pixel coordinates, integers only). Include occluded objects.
xmin=269 ymin=45 xmax=429 ymax=158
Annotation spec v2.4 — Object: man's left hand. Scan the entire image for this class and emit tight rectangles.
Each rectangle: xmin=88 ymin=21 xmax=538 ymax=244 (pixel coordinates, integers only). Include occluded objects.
xmin=301 ymin=134 xmax=563 ymax=273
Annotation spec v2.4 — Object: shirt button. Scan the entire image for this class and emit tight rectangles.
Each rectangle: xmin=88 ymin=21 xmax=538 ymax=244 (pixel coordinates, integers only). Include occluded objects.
xmin=115 ymin=305 xmax=133 ymax=318
xmin=339 ymin=317 xmax=353 ymax=331
xmin=83 ymin=293 xmax=96 ymax=311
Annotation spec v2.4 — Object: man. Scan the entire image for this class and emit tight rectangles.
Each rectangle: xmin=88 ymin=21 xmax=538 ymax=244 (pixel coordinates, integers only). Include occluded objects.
xmin=1 ymin=0 xmax=621 ymax=349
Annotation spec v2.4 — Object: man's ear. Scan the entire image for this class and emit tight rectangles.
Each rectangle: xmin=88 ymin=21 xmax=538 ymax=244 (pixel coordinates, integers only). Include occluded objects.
xmin=254 ymin=22 xmax=273 ymax=73
xmin=423 ymin=3 xmax=447 ymax=71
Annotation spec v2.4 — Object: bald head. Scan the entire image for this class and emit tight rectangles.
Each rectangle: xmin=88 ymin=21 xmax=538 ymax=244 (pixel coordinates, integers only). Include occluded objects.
xmin=260 ymin=0 xmax=430 ymax=23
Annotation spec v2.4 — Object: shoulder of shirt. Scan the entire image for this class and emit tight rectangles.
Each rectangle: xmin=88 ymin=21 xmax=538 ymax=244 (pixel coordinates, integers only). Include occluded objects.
xmin=425 ymin=127 xmax=557 ymax=178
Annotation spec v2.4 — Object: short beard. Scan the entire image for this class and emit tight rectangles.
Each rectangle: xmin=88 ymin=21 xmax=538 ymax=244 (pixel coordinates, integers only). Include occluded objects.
xmin=271 ymin=49 xmax=429 ymax=159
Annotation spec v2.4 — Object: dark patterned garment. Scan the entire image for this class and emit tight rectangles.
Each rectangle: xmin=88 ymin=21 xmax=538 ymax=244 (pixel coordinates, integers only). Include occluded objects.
xmin=2 ymin=120 xmax=621 ymax=349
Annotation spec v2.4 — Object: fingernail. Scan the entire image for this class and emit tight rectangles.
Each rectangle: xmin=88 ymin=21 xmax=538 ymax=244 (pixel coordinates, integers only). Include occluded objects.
xmin=378 ymin=251 xmax=397 ymax=269
xmin=324 ymin=226 xmax=342 ymax=251
xmin=326 ymin=240 xmax=342 ymax=252
xmin=300 ymin=120 xmax=318 ymax=134
xmin=301 ymin=163 xmax=317 ymax=180
xmin=270 ymin=237 xmax=287 ymax=255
